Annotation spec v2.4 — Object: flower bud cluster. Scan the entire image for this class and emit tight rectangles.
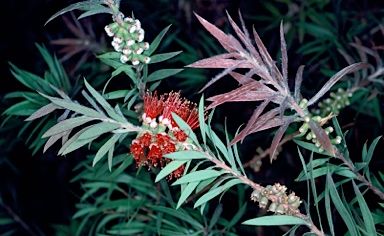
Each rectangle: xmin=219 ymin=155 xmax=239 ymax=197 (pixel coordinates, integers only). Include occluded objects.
xmin=298 ymin=99 xmax=342 ymax=153
xmin=312 ymin=88 xmax=352 ymax=117
xmin=250 ymin=183 xmax=302 ymax=216
xmin=104 ymin=13 xmax=150 ymax=65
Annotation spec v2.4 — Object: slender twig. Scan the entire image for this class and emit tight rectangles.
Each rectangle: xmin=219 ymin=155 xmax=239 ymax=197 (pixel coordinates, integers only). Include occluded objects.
xmin=0 ymin=202 xmax=38 ymax=236
xmin=196 ymin=150 xmax=326 ymax=236
xmin=335 ymin=150 xmax=384 ymax=200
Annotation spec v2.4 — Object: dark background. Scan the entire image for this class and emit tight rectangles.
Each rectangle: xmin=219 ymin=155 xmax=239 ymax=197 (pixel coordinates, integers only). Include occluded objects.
xmin=1 ymin=0 xmax=383 ymax=235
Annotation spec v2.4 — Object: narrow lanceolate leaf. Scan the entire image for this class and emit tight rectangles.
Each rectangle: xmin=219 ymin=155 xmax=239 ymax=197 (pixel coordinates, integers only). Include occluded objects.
xmin=176 ymin=181 xmax=200 ymax=209
xmin=280 ymin=21 xmax=289 ymax=89
xmin=163 ymin=150 xmax=209 ymax=160
xmin=363 ymin=136 xmax=381 ymax=172
xmin=146 ymin=24 xmax=171 ymax=56
xmin=308 ymin=120 xmax=335 ymax=157
xmin=25 ymin=103 xmax=60 ymax=121
xmin=172 ymin=170 xmax=225 ymax=185
xmin=307 ymin=63 xmax=367 ymax=106
xmin=155 ymin=160 xmax=187 ymax=182
xmin=83 ymin=79 xmax=126 ymax=123
xmin=78 ymin=122 xmax=121 ymax=140
xmin=194 ymin=13 xmax=234 ymax=53
xmin=226 ymin=11 xmax=262 ymax=64
xmin=229 ymin=71 xmax=254 ymax=85
xmin=145 ymin=69 xmax=183 ymax=83
xmin=194 ymin=179 xmax=243 ymax=208
xmin=42 ymin=116 xmax=94 ymax=138
xmin=242 ymin=215 xmax=309 ymax=226
xmin=205 ymin=81 xmax=274 ymax=109
xmin=149 ymin=51 xmax=182 ymax=64
xmin=269 ymin=115 xmax=296 ymax=162
xmin=187 ymin=57 xmax=253 ymax=69
xmin=45 ymin=0 xmax=107 ymax=25
xmin=43 ymin=131 xmax=70 ymax=153
xmin=234 ymin=97 xmax=273 ymax=144
xmin=252 ymin=26 xmax=283 ymax=82
xmin=327 ymin=174 xmax=358 ymax=236
xmin=352 ymin=181 xmax=377 ymax=235
xmin=294 ymin=65 xmax=305 ymax=102
xmin=92 ymin=133 xmax=122 ymax=167
xmin=41 ymin=94 xmax=107 ymax=119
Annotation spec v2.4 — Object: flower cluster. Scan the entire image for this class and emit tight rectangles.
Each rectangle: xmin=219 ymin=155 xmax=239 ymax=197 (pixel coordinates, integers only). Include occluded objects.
xmin=297 ymin=99 xmax=342 ymax=153
xmin=104 ymin=12 xmax=150 ymax=65
xmin=312 ymin=88 xmax=352 ymax=117
xmin=251 ymin=183 xmax=302 ymax=216
xmin=130 ymin=91 xmax=200 ymax=180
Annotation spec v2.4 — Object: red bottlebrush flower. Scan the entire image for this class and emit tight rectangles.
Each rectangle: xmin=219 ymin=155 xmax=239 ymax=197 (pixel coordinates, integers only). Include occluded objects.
xmin=147 ymin=143 xmax=163 ymax=167
xmin=168 ymin=164 xmax=185 ymax=180
xmin=143 ymin=91 xmax=164 ymax=128
xmin=162 ymin=142 xmax=176 ymax=154
xmin=159 ymin=92 xmax=186 ymax=128
xmin=172 ymin=129 xmax=188 ymax=142
xmin=139 ymin=131 xmax=153 ymax=147
xmin=155 ymin=132 xmax=171 ymax=146
xmin=130 ymin=139 xmax=145 ymax=167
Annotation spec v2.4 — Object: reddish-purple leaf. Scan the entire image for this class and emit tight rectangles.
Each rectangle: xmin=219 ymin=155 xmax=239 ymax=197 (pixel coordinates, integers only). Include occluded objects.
xmin=198 ymin=60 xmax=249 ymax=92
xmin=230 ymin=109 xmax=282 ymax=146
xmin=44 ymin=131 xmax=70 ymax=153
xmin=280 ymin=21 xmax=289 ymax=90
xmin=25 ymin=103 xmax=60 ymax=121
xmin=269 ymin=115 xmax=296 ymax=162
xmin=294 ymin=65 xmax=305 ymax=102
xmin=194 ymin=12 xmax=234 ymax=53
xmin=252 ymin=27 xmax=284 ymax=82
xmin=307 ymin=63 xmax=367 ymax=106
xmin=206 ymin=90 xmax=274 ymax=109
xmin=229 ymin=71 xmax=254 ymax=85
xmin=187 ymin=57 xmax=252 ymax=69
xmin=226 ymin=11 xmax=262 ymax=64
xmin=308 ymin=120 xmax=335 ymax=157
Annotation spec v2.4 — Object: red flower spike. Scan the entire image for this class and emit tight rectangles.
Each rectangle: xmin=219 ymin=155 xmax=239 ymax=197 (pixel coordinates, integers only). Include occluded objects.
xmin=147 ymin=143 xmax=163 ymax=167
xmin=155 ymin=133 xmax=171 ymax=146
xmin=172 ymin=129 xmax=188 ymax=142
xmin=139 ymin=131 xmax=153 ymax=147
xmin=162 ymin=142 xmax=176 ymax=154
xmin=168 ymin=164 xmax=185 ymax=180
xmin=130 ymin=140 xmax=145 ymax=167
xmin=160 ymin=92 xmax=185 ymax=128
xmin=143 ymin=91 xmax=164 ymax=126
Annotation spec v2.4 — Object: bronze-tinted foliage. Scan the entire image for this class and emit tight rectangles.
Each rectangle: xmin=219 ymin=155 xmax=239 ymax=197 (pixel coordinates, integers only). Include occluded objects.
xmin=187 ymin=11 xmax=366 ymax=161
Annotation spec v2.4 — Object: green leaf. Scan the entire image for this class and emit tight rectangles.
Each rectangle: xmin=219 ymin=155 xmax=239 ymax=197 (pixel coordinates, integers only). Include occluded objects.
xmin=72 ymin=206 xmax=97 ymax=219
xmin=176 ymin=181 xmax=199 ymax=209
xmin=163 ymin=150 xmax=208 ymax=160
xmin=78 ymin=4 xmax=112 ymax=19
xmin=58 ymin=126 xmax=99 ymax=155
xmin=45 ymin=0 xmax=107 ymax=25
xmin=198 ymin=95 xmax=206 ymax=144
xmin=363 ymin=136 xmax=381 ymax=175
xmin=296 ymin=164 xmax=356 ymax=181
xmin=171 ymin=113 xmax=200 ymax=146
xmin=327 ymin=173 xmax=358 ymax=236
xmin=146 ymin=25 xmax=171 ymax=56
xmin=172 ymin=170 xmax=224 ymax=185
xmin=84 ymin=79 xmax=126 ymax=122
xmin=149 ymin=51 xmax=182 ymax=64
xmin=155 ymin=160 xmax=187 ymax=182
xmin=93 ymin=133 xmax=122 ymax=167
xmin=148 ymin=205 xmax=203 ymax=230
xmin=324 ymin=171 xmax=335 ymax=236
xmin=145 ymin=69 xmax=183 ymax=83
xmin=294 ymin=140 xmax=333 ymax=156
xmin=194 ymin=179 xmax=243 ymax=208
xmin=42 ymin=95 xmax=107 ymax=119
xmin=352 ymin=181 xmax=377 ymax=235
xmin=42 ymin=116 xmax=94 ymax=138
xmin=78 ymin=122 xmax=120 ymax=140
xmin=242 ymin=215 xmax=309 ymax=226
xmin=3 ymin=100 xmax=41 ymax=116
xmin=25 ymin=103 xmax=59 ymax=121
